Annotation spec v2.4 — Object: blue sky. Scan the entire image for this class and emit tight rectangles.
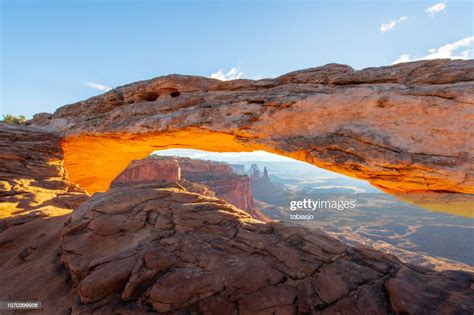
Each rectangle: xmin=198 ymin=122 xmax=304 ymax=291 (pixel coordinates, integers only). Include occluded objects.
xmin=155 ymin=149 xmax=297 ymax=162
xmin=1 ymin=0 xmax=473 ymax=118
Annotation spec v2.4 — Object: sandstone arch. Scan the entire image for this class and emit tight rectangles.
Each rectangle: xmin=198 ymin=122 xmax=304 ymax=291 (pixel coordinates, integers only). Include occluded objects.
xmin=30 ymin=60 xmax=474 ymax=215
xmin=1 ymin=61 xmax=474 ymax=314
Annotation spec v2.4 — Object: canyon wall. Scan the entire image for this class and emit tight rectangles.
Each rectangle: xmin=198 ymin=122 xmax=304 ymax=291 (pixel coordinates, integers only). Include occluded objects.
xmin=177 ymin=158 xmax=254 ymax=210
xmin=172 ymin=157 xmax=269 ymax=221
xmin=29 ymin=60 xmax=474 ymax=199
xmin=113 ymin=159 xmax=181 ymax=184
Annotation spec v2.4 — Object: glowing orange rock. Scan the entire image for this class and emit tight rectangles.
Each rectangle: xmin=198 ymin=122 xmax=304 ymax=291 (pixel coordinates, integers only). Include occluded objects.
xmin=27 ymin=60 xmax=474 ymax=216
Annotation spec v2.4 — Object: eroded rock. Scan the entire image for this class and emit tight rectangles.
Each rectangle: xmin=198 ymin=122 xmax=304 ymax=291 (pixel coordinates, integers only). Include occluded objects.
xmin=54 ymin=183 xmax=473 ymax=314
xmin=29 ymin=60 xmax=474 ymax=197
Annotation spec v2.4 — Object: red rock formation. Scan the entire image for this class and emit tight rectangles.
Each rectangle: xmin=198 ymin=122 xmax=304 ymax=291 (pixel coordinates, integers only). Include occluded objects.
xmin=29 ymin=60 xmax=474 ymax=199
xmin=176 ymin=158 xmax=251 ymax=207
xmin=250 ymin=165 xmax=287 ymax=206
xmin=178 ymin=157 xmax=234 ymax=174
xmin=112 ymin=158 xmax=181 ymax=185
xmin=185 ymin=170 xmax=269 ymax=221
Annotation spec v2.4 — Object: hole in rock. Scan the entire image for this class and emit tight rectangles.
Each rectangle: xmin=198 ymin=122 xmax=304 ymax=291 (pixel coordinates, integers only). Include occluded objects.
xmin=143 ymin=92 xmax=159 ymax=101
xmin=170 ymin=91 xmax=181 ymax=97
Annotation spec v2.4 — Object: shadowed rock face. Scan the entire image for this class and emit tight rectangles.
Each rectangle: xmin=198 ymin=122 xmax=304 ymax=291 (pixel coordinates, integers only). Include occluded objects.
xmin=30 ymin=60 xmax=474 ymax=197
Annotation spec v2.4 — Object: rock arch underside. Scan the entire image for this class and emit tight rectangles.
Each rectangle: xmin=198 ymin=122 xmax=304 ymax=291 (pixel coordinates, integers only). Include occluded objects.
xmin=1 ymin=59 xmax=473 ymax=314
xmin=30 ymin=59 xmax=474 ymax=216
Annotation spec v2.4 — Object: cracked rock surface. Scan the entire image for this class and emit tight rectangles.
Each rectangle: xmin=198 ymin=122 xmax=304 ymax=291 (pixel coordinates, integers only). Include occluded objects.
xmin=57 ymin=182 xmax=473 ymax=314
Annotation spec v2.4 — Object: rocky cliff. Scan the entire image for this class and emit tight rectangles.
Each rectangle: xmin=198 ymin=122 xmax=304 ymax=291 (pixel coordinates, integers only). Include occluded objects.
xmin=176 ymin=157 xmax=263 ymax=219
xmin=29 ymin=60 xmax=474 ymax=200
xmin=250 ymin=165 xmax=288 ymax=206
xmin=114 ymin=156 xmax=270 ymax=221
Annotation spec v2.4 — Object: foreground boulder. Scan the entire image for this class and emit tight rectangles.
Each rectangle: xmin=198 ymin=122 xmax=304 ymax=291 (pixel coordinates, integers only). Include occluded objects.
xmin=56 ymin=182 xmax=473 ymax=314
xmin=1 ymin=157 xmax=473 ymax=314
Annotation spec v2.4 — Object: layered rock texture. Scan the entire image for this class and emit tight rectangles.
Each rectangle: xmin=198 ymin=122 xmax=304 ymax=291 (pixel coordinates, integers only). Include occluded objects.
xmin=1 ymin=118 xmax=474 ymax=313
xmin=29 ymin=60 xmax=474 ymax=199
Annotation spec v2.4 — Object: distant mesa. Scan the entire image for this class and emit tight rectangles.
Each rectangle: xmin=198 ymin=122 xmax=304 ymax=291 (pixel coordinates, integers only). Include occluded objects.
xmin=249 ymin=164 xmax=288 ymax=206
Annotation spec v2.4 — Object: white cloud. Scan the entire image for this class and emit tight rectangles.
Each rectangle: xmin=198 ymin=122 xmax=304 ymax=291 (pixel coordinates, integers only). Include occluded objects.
xmin=426 ymin=2 xmax=446 ymax=16
xmin=84 ymin=81 xmax=112 ymax=92
xmin=380 ymin=16 xmax=408 ymax=32
xmin=392 ymin=36 xmax=474 ymax=64
xmin=210 ymin=68 xmax=243 ymax=81
xmin=392 ymin=54 xmax=413 ymax=64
